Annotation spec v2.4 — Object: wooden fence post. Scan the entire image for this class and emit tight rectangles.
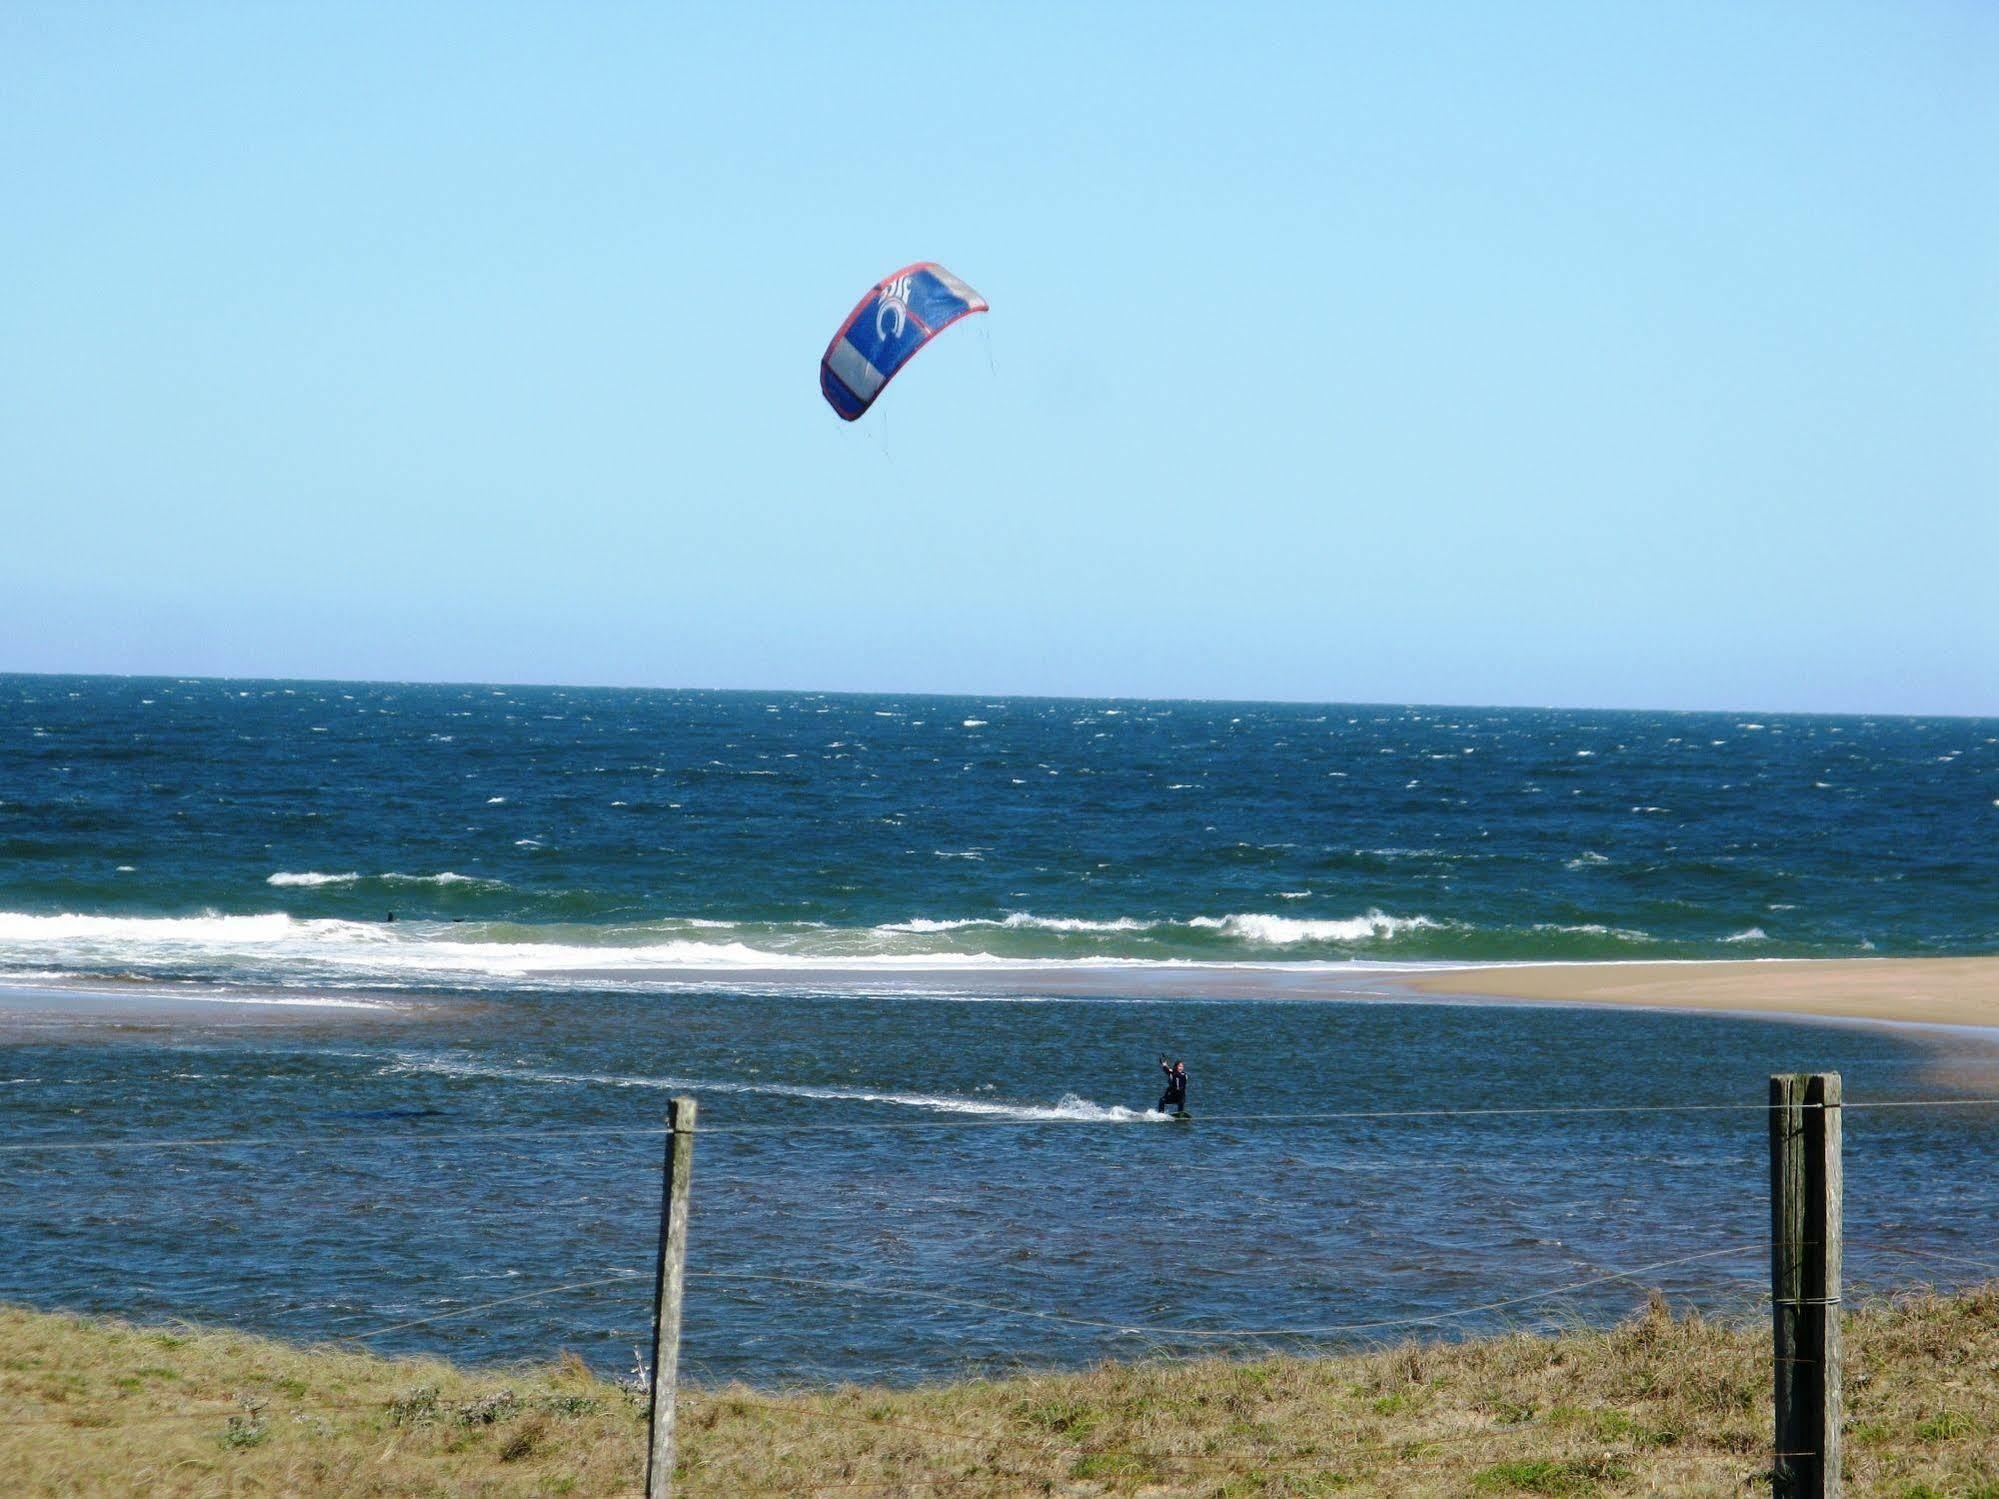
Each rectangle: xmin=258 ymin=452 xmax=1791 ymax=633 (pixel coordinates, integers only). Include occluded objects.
xmin=646 ymin=1096 xmax=697 ymax=1499
xmin=1770 ymin=1072 xmax=1841 ymax=1499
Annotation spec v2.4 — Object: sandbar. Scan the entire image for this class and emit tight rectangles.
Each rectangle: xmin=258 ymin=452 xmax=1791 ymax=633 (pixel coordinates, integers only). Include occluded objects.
xmin=1406 ymin=957 xmax=1999 ymax=1031
xmin=0 ymin=979 xmax=418 ymax=1040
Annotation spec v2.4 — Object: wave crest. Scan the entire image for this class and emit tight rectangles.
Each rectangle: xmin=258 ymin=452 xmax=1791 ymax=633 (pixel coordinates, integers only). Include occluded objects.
xmin=1189 ymin=910 xmax=1438 ymax=945
xmin=268 ymin=871 xmax=505 ymax=890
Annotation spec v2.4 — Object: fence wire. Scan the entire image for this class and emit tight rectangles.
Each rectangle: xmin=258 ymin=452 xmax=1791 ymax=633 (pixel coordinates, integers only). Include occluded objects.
xmin=5 ymin=1092 xmax=1994 ymax=1155
xmin=4 ymin=1084 xmax=1996 ymax=1495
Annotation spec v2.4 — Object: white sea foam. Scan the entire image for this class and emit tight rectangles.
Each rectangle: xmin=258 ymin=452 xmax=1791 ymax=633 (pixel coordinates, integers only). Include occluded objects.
xmin=267 ymin=870 xmax=502 ymax=889
xmin=0 ymin=912 xmax=308 ymax=943
xmin=1530 ymin=922 xmax=1655 ymax=941
xmin=386 ymin=1055 xmax=1168 ymax=1122
xmin=877 ymin=914 xmax=1155 ymax=936
xmin=1188 ymin=911 xmax=1437 ymax=944
xmin=0 ymin=903 xmax=1671 ymax=995
xmin=1722 ymin=927 xmax=1770 ymax=943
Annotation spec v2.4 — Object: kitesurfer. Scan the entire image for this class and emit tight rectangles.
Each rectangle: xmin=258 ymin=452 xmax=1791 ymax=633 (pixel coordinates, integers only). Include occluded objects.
xmin=1156 ymin=1058 xmax=1189 ymax=1115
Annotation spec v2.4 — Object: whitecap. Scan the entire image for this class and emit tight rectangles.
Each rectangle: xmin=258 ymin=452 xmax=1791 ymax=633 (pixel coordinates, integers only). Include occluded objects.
xmin=1188 ymin=911 xmax=1437 ymax=944
xmin=0 ymin=911 xmax=304 ymax=943
xmin=1529 ymin=921 xmax=1654 ymax=941
xmin=877 ymin=914 xmax=1155 ymax=936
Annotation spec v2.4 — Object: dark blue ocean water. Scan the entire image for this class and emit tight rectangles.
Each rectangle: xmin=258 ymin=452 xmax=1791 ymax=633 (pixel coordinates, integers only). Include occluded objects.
xmin=2 ymin=676 xmax=1996 ymax=1382
xmin=3 ymin=675 xmax=1995 ymax=975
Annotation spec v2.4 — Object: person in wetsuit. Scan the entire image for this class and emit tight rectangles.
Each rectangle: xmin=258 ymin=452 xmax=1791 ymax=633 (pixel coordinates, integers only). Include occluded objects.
xmin=1157 ymin=1058 xmax=1189 ymax=1114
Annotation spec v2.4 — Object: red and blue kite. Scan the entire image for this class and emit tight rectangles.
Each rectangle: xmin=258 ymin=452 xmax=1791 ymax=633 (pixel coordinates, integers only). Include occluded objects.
xmin=820 ymin=262 xmax=988 ymax=421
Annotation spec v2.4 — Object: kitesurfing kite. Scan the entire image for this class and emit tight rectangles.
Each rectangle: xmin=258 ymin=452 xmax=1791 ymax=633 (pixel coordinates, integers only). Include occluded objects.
xmin=819 ymin=262 xmax=988 ymax=421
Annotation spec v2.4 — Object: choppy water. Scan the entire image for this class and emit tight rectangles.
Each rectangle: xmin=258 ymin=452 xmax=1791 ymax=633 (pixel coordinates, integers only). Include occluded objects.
xmin=4 ymin=676 xmax=1996 ymax=980
xmin=2 ymin=676 xmax=1997 ymax=1382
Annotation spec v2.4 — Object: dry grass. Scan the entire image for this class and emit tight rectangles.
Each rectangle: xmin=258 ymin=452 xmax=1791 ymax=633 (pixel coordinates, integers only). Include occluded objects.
xmin=4 ymin=1286 xmax=1997 ymax=1496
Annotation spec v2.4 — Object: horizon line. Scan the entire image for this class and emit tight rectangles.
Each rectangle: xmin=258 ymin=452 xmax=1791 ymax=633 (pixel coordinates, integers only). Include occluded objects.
xmin=2 ymin=668 xmax=1992 ymax=724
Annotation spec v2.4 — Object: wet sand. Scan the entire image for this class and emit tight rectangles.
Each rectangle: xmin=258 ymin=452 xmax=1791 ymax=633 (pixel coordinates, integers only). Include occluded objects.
xmin=530 ymin=956 xmax=1999 ymax=1029
xmin=1406 ymin=956 xmax=1999 ymax=1031
xmin=6 ymin=957 xmax=1995 ymax=1038
xmin=0 ymin=980 xmax=418 ymax=1040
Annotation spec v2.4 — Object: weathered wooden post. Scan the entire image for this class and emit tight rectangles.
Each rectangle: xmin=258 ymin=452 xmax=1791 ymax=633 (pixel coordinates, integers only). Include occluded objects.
xmin=1769 ymin=1072 xmax=1841 ymax=1499
xmin=645 ymin=1096 xmax=697 ymax=1499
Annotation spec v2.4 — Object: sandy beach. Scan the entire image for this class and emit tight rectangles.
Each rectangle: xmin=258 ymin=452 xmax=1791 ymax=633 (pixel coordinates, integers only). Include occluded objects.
xmin=8 ymin=958 xmax=1997 ymax=1035
xmin=0 ymin=980 xmax=419 ymax=1040
xmin=1408 ymin=956 xmax=1999 ymax=1031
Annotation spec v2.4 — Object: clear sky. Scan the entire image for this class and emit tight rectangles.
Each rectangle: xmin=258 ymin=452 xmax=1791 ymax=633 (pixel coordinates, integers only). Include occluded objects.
xmin=3 ymin=3 xmax=1993 ymax=713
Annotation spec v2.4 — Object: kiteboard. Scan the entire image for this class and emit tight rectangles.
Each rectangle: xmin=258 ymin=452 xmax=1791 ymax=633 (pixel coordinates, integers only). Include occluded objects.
xmin=1169 ymin=1110 xmax=1192 ymax=1122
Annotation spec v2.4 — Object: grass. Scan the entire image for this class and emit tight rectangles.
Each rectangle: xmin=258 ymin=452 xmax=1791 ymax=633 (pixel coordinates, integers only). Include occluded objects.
xmin=3 ymin=1284 xmax=1996 ymax=1496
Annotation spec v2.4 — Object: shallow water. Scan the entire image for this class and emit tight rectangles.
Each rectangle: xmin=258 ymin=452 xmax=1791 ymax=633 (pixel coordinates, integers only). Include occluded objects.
xmin=5 ymin=985 xmax=1997 ymax=1383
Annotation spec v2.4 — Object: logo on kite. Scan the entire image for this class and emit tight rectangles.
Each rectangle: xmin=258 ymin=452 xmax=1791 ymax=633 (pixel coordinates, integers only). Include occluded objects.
xmin=821 ymin=262 xmax=988 ymax=422
xmin=875 ymin=275 xmax=914 ymax=340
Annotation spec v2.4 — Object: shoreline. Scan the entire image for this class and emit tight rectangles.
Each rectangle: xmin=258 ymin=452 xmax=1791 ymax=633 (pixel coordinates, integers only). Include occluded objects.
xmin=0 ymin=979 xmax=423 ymax=1040
xmin=1405 ymin=956 xmax=1999 ymax=1031
xmin=2 ymin=956 xmax=1996 ymax=1034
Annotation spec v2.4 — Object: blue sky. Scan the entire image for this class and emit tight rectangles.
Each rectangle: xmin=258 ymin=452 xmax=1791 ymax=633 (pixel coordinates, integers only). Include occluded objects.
xmin=3 ymin=3 xmax=1993 ymax=713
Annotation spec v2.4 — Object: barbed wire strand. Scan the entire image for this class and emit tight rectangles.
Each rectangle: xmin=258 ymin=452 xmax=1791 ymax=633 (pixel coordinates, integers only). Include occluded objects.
xmin=693 ymin=1399 xmax=1526 ymax=1498
xmin=9 ymin=1093 xmax=1995 ymax=1155
xmin=1855 ymin=1241 xmax=1999 ymax=1279
xmin=0 ymin=1124 xmax=669 ymax=1155
xmin=340 ymin=1270 xmax=647 ymax=1341
xmin=687 ymin=1243 xmax=1759 ymax=1339
xmin=717 ymin=1431 xmax=1715 ymax=1498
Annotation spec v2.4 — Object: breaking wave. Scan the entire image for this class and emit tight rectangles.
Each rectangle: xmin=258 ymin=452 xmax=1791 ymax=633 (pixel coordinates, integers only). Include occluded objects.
xmin=880 ymin=914 xmax=1156 ymax=935
xmin=0 ymin=905 xmax=1811 ymax=993
xmin=1188 ymin=911 xmax=1438 ymax=945
xmin=268 ymin=871 xmax=506 ymax=890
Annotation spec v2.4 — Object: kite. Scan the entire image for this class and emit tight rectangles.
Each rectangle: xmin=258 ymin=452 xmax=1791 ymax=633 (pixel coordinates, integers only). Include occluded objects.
xmin=819 ymin=262 xmax=988 ymax=421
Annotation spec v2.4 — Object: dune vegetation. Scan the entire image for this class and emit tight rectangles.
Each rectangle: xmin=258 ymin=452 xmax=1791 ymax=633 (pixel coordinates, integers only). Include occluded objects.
xmin=3 ymin=1285 xmax=1996 ymax=1496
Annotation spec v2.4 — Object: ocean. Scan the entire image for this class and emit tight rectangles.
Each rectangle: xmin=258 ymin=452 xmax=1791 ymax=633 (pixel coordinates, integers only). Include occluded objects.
xmin=2 ymin=675 xmax=1997 ymax=1381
